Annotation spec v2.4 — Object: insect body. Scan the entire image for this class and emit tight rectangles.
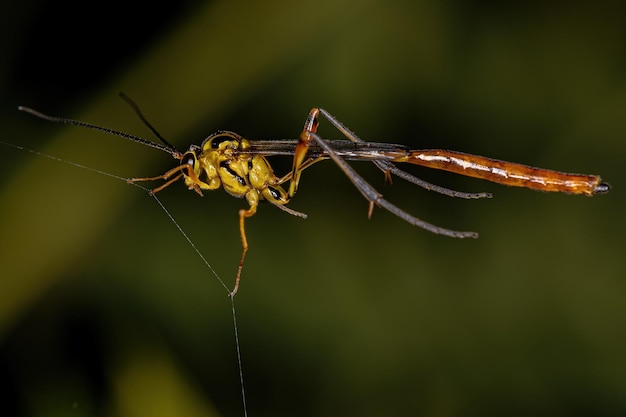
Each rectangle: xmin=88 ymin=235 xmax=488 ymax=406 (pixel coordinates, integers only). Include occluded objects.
xmin=18 ymin=101 xmax=611 ymax=296
xmin=146 ymin=131 xmax=292 ymax=213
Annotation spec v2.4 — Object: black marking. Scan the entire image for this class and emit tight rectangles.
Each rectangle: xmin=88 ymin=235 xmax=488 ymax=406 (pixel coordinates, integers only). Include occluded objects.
xmin=209 ymin=133 xmax=235 ymax=149
xmin=220 ymin=161 xmax=246 ymax=186
xmin=267 ymin=186 xmax=282 ymax=200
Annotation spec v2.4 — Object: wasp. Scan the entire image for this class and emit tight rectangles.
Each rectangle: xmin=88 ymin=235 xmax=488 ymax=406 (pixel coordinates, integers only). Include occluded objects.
xmin=18 ymin=96 xmax=610 ymax=296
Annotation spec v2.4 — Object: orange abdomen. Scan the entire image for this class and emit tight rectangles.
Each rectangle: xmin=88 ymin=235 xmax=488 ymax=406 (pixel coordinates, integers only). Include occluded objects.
xmin=395 ymin=150 xmax=609 ymax=196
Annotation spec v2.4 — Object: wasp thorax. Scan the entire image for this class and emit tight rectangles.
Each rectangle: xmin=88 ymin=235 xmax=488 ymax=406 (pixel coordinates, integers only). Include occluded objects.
xmin=205 ymin=131 xmax=243 ymax=150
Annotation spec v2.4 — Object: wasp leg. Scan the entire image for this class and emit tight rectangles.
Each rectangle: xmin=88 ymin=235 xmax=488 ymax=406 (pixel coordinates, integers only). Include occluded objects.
xmin=229 ymin=196 xmax=259 ymax=297
xmin=305 ymin=130 xmax=478 ymax=238
xmin=129 ymin=164 xmax=209 ymax=196
xmin=372 ymin=159 xmax=492 ymax=199
xmin=128 ymin=165 xmax=188 ymax=193
xmin=288 ymin=108 xmax=323 ymax=197
xmin=313 ymin=108 xmax=491 ymax=200
xmin=277 ymin=155 xmax=325 ymax=185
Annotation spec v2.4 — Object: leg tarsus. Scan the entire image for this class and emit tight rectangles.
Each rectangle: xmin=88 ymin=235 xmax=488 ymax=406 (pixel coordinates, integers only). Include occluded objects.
xmin=229 ymin=206 xmax=256 ymax=297
xmin=367 ymin=201 xmax=375 ymax=219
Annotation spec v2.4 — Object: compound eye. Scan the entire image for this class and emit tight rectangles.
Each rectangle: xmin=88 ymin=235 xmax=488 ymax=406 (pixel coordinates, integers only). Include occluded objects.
xmin=180 ymin=152 xmax=196 ymax=168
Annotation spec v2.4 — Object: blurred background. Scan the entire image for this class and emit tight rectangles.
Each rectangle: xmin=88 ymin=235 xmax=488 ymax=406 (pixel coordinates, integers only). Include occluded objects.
xmin=0 ymin=0 xmax=624 ymax=416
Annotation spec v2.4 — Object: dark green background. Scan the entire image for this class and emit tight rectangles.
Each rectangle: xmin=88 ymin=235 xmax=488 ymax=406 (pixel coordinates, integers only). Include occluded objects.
xmin=1 ymin=1 xmax=624 ymax=416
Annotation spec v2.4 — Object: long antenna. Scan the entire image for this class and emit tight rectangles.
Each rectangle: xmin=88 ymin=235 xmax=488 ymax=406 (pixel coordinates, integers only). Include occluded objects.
xmin=118 ymin=92 xmax=178 ymax=151
xmin=17 ymin=105 xmax=181 ymax=158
